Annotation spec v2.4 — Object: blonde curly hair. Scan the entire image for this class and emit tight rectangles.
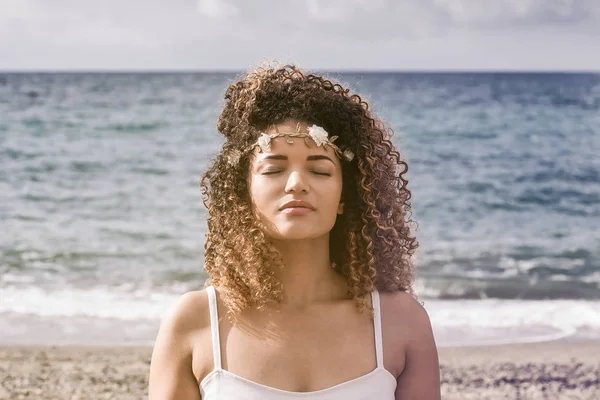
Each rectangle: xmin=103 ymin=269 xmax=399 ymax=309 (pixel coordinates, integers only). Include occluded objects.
xmin=200 ymin=64 xmax=418 ymax=320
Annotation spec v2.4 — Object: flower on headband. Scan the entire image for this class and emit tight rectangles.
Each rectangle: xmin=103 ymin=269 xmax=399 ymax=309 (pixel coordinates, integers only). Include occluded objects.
xmin=257 ymin=133 xmax=271 ymax=151
xmin=307 ymin=125 xmax=329 ymax=146
xmin=343 ymin=148 xmax=355 ymax=161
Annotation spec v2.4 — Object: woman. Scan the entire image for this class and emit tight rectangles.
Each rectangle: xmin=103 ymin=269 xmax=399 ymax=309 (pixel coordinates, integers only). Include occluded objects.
xmin=149 ymin=64 xmax=440 ymax=399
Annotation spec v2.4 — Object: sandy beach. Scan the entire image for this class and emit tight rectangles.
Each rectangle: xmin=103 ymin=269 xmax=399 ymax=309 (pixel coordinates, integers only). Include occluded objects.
xmin=1 ymin=340 xmax=598 ymax=399
xmin=438 ymin=340 xmax=600 ymax=399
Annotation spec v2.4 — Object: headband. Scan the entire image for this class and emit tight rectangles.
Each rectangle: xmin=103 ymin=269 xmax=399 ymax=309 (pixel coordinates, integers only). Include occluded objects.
xmin=249 ymin=123 xmax=354 ymax=162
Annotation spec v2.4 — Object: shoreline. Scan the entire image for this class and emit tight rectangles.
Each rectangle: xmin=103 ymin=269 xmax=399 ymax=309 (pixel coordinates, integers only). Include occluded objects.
xmin=1 ymin=340 xmax=599 ymax=399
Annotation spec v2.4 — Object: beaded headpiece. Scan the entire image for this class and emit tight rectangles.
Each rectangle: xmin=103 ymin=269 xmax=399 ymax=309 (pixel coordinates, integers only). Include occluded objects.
xmin=248 ymin=123 xmax=354 ymax=162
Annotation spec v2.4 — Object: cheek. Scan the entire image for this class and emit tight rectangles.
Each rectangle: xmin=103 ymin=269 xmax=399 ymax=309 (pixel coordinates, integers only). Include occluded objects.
xmin=248 ymin=177 xmax=261 ymax=206
xmin=322 ymin=180 xmax=343 ymax=212
xmin=248 ymin=176 xmax=273 ymax=212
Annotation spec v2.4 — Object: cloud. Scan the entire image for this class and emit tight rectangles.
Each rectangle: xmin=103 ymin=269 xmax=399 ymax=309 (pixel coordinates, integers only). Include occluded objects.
xmin=1 ymin=0 xmax=599 ymax=70
xmin=299 ymin=0 xmax=600 ymax=38
xmin=305 ymin=0 xmax=388 ymax=21
xmin=0 ymin=0 xmax=216 ymax=48
xmin=301 ymin=1 xmax=446 ymax=39
xmin=0 ymin=0 xmax=33 ymax=19
xmin=206 ymin=0 xmax=600 ymax=43
xmin=197 ymin=0 xmax=238 ymax=18
xmin=433 ymin=0 xmax=600 ymax=28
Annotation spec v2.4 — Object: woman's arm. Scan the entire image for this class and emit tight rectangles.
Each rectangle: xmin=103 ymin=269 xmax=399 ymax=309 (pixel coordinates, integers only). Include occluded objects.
xmin=149 ymin=292 xmax=208 ymax=400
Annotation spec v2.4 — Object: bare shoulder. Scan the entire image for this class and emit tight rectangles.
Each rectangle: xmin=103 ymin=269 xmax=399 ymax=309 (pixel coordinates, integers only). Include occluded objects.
xmin=378 ymin=291 xmax=437 ymax=376
xmin=162 ymin=289 xmax=211 ymax=339
xmin=379 ymin=291 xmax=440 ymax=399
xmin=149 ymin=288 xmax=213 ymax=400
xmin=150 ymin=289 xmax=212 ymax=364
xmin=379 ymin=291 xmax=433 ymax=334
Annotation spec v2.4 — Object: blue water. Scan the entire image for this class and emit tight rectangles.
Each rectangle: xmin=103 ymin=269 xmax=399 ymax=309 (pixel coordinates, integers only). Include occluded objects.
xmin=1 ymin=72 xmax=599 ymax=345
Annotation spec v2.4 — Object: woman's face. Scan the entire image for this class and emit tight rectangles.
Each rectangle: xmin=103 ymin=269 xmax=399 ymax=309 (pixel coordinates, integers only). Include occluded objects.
xmin=247 ymin=120 xmax=344 ymax=241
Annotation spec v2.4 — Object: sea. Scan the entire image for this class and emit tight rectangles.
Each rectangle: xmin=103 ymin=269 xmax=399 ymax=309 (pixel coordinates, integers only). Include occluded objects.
xmin=1 ymin=71 xmax=599 ymax=347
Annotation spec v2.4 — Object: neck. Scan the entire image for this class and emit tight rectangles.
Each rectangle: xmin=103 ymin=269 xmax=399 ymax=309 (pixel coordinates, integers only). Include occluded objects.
xmin=270 ymin=235 xmax=348 ymax=309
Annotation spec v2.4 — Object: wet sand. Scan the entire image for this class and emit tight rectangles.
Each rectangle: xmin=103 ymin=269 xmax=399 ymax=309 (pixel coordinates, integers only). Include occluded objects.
xmin=0 ymin=340 xmax=598 ymax=399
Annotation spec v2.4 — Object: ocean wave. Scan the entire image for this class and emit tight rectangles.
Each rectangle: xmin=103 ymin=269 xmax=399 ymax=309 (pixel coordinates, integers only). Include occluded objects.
xmin=417 ymin=276 xmax=600 ymax=300
xmin=1 ymin=286 xmax=599 ymax=347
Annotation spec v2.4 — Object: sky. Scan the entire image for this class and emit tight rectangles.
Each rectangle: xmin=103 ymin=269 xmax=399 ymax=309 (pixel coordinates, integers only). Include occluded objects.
xmin=1 ymin=0 xmax=600 ymax=71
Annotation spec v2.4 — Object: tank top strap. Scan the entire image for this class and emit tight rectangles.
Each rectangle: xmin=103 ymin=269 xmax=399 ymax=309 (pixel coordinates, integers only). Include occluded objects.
xmin=206 ymin=285 xmax=222 ymax=370
xmin=371 ymin=289 xmax=384 ymax=368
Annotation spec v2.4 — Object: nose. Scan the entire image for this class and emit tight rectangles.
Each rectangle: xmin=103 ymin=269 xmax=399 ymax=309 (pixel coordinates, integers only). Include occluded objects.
xmin=284 ymin=170 xmax=309 ymax=193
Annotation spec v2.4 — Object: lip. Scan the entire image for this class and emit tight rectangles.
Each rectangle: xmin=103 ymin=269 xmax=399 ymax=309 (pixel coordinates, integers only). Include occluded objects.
xmin=279 ymin=200 xmax=316 ymax=211
xmin=280 ymin=207 xmax=313 ymax=216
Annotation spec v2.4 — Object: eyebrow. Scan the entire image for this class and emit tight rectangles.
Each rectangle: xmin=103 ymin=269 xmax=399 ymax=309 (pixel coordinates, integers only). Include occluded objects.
xmin=259 ymin=154 xmax=336 ymax=164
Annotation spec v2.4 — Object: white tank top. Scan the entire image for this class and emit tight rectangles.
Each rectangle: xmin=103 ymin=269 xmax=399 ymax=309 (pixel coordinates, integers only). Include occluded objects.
xmin=200 ymin=286 xmax=397 ymax=399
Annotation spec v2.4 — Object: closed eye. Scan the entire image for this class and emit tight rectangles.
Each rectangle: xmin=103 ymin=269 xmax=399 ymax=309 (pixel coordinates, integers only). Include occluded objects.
xmin=262 ymin=170 xmax=331 ymax=176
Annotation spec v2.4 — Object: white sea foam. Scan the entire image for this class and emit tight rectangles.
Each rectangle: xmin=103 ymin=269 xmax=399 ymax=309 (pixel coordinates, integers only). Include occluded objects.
xmin=1 ymin=286 xmax=599 ymax=346
xmin=0 ymin=286 xmax=181 ymax=320
xmin=426 ymin=298 xmax=600 ymax=346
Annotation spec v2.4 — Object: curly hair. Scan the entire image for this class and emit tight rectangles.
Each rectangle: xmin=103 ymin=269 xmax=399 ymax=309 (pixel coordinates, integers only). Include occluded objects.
xmin=200 ymin=63 xmax=418 ymax=320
